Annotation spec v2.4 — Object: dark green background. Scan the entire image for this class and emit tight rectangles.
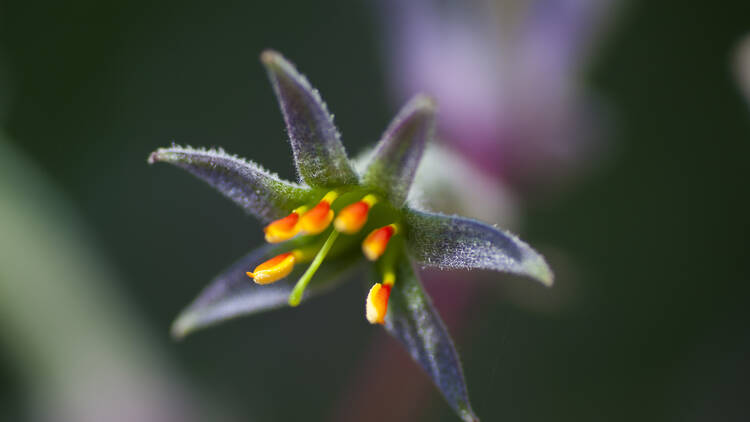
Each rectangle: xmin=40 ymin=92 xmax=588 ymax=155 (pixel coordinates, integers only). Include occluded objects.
xmin=1 ymin=0 xmax=749 ymax=420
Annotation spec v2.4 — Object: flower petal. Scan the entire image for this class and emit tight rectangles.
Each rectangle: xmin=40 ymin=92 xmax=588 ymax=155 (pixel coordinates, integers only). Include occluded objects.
xmin=362 ymin=94 xmax=436 ymax=206
xmin=172 ymin=245 xmax=362 ymax=339
xmin=261 ymin=50 xmax=359 ymax=187
xmin=407 ymin=143 xmax=520 ymax=225
xmin=149 ymin=145 xmax=313 ymax=223
xmin=384 ymin=255 xmax=478 ymax=422
xmin=404 ymin=208 xmax=554 ymax=286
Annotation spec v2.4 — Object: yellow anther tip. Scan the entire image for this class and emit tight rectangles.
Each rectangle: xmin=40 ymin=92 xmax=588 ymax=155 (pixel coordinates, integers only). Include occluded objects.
xmin=361 ymin=194 xmax=378 ymax=207
xmin=322 ymin=191 xmax=339 ymax=203
xmin=264 ymin=212 xmax=301 ymax=243
xmin=362 ymin=245 xmax=380 ymax=262
xmin=333 ymin=218 xmax=355 ymax=234
xmin=366 ymin=283 xmax=391 ymax=325
xmin=247 ymin=252 xmax=296 ymax=285
xmin=383 ymin=272 xmax=396 ymax=287
xmin=264 ymin=228 xmax=299 ymax=244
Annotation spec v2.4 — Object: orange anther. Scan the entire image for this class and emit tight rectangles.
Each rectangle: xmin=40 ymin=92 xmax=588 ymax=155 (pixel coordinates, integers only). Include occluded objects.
xmin=300 ymin=201 xmax=333 ymax=235
xmin=264 ymin=212 xmax=301 ymax=243
xmin=334 ymin=194 xmax=378 ymax=234
xmin=299 ymin=192 xmax=338 ymax=235
xmin=246 ymin=252 xmax=296 ymax=284
xmin=362 ymin=224 xmax=397 ymax=261
xmin=366 ymin=282 xmax=392 ymax=324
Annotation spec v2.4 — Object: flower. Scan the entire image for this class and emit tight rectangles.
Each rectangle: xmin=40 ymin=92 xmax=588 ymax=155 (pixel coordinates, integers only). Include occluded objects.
xmin=735 ymin=33 xmax=750 ymax=106
xmin=148 ymin=50 xmax=552 ymax=422
xmin=379 ymin=0 xmax=615 ymax=193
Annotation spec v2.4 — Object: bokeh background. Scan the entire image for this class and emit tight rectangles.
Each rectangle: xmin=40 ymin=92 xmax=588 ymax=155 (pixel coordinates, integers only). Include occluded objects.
xmin=1 ymin=1 xmax=749 ymax=421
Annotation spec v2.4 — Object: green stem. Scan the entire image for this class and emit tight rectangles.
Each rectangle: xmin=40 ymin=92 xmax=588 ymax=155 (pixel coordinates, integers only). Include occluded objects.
xmin=288 ymin=229 xmax=340 ymax=306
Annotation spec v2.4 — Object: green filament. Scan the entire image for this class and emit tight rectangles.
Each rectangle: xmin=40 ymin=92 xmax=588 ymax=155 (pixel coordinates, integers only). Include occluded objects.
xmin=288 ymin=229 xmax=340 ymax=306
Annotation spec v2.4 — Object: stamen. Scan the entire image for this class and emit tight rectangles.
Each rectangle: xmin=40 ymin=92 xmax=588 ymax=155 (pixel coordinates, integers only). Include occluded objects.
xmin=334 ymin=194 xmax=378 ymax=234
xmin=288 ymin=229 xmax=340 ymax=306
xmin=362 ymin=224 xmax=398 ymax=261
xmin=366 ymin=283 xmax=392 ymax=324
xmin=366 ymin=268 xmax=395 ymax=325
xmin=299 ymin=191 xmax=339 ymax=235
xmin=263 ymin=206 xmax=307 ymax=243
xmin=246 ymin=251 xmax=300 ymax=285
xmin=383 ymin=270 xmax=395 ymax=287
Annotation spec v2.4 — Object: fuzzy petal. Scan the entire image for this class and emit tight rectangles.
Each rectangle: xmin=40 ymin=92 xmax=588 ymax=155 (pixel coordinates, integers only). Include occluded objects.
xmin=362 ymin=94 xmax=436 ymax=206
xmin=404 ymin=209 xmax=554 ymax=286
xmin=172 ymin=245 xmax=362 ymax=339
xmin=149 ymin=145 xmax=313 ymax=223
xmin=384 ymin=255 xmax=478 ymax=422
xmin=261 ymin=50 xmax=359 ymax=187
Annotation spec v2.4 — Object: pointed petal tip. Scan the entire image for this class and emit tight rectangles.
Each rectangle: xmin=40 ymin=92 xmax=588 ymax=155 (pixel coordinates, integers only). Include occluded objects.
xmin=144 ymin=145 xmax=310 ymax=221
xmin=397 ymin=94 xmax=438 ymax=124
xmin=260 ymin=49 xmax=300 ymax=82
xmin=147 ymin=149 xmax=163 ymax=164
xmin=259 ymin=49 xmax=359 ymax=187
xmin=526 ymin=253 xmax=555 ymax=287
xmin=458 ymin=407 xmax=480 ymax=422
xmin=170 ymin=313 xmax=194 ymax=341
xmin=395 ymin=94 xmax=437 ymax=133
xmin=534 ymin=262 xmax=555 ymax=287
xmin=539 ymin=264 xmax=555 ymax=287
xmin=408 ymin=93 xmax=438 ymax=112
xmin=260 ymin=49 xmax=284 ymax=67
xmin=385 ymin=257 xmax=478 ymax=422
xmin=405 ymin=210 xmax=555 ymax=288
xmin=361 ymin=94 xmax=437 ymax=205
xmin=147 ymin=146 xmax=179 ymax=165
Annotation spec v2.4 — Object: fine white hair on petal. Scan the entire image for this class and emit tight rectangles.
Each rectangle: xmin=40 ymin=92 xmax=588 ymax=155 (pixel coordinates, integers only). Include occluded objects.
xmin=261 ymin=50 xmax=359 ymax=187
xmin=404 ymin=208 xmax=553 ymax=286
xmin=148 ymin=145 xmax=312 ymax=222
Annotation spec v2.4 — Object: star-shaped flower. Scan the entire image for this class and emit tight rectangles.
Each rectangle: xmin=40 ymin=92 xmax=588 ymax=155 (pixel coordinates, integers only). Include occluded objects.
xmin=148 ymin=50 xmax=553 ymax=422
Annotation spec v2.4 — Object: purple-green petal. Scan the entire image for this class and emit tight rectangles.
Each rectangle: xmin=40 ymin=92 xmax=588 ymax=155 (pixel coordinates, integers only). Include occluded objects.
xmin=148 ymin=145 xmax=312 ymax=223
xmin=384 ymin=255 xmax=479 ymax=422
xmin=172 ymin=244 xmax=362 ymax=339
xmin=261 ymin=50 xmax=359 ymax=187
xmin=404 ymin=208 xmax=554 ymax=286
xmin=362 ymin=94 xmax=436 ymax=206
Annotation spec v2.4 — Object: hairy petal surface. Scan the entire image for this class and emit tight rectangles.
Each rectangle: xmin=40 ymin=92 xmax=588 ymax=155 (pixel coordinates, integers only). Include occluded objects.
xmin=385 ymin=256 xmax=478 ymax=422
xmin=261 ymin=50 xmax=359 ymax=187
xmin=172 ymin=245 xmax=361 ymax=339
xmin=404 ymin=209 xmax=554 ymax=286
xmin=149 ymin=146 xmax=312 ymax=223
xmin=362 ymin=94 xmax=436 ymax=206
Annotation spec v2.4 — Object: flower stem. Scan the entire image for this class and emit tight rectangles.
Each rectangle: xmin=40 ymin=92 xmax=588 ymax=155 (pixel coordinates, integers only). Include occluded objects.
xmin=288 ymin=229 xmax=339 ymax=306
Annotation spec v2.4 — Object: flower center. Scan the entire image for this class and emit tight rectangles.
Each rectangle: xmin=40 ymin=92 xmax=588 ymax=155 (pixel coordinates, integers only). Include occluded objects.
xmin=246 ymin=190 xmax=401 ymax=323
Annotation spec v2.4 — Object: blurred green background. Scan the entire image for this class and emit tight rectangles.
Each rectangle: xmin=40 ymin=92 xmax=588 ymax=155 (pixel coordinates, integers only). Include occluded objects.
xmin=1 ymin=0 xmax=749 ymax=421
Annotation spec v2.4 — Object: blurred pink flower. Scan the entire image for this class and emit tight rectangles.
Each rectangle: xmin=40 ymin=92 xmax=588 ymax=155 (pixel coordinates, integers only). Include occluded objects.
xmin=735 ymin=34 xmax=750 ymax=105
xmin=381 ymin=0 xmax=616 ymax=193
xmin=334 ymin=2 xmax=619 ymax=420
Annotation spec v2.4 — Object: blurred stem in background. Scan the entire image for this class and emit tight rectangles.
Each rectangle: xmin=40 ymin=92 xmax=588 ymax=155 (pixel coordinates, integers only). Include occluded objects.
xmin=0 ymin=131 xmax=233 ymax=422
